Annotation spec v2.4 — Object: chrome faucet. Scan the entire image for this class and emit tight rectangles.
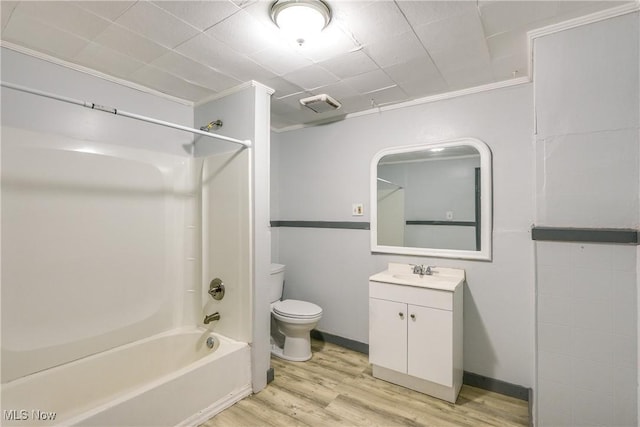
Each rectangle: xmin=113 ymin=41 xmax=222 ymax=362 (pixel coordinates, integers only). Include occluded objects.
xmin=203 ymin=312 xmax=220 ymax=324
xmin=411 ymin=264 xmax=434 ymax=277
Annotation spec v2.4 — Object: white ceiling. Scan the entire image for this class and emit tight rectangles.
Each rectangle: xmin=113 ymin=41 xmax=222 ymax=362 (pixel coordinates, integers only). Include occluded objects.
xmin=0 ymin=1 xmax=631 ymax=130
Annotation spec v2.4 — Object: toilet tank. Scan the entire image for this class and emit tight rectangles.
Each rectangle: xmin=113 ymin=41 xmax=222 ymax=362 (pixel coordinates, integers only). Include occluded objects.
xmin=268 ymin=263 xmax=286 ymax=303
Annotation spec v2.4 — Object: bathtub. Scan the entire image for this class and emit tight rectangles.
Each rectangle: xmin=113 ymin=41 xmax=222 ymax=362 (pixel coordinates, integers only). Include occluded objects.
xmin=1 ymin=328 xmax=252 ymax=427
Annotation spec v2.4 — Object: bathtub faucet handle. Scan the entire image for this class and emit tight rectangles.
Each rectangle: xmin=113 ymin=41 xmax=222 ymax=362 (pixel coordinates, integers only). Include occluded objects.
xmin=208 ymin=278 xmax=225 ymax=301
xmin=204 ymin=312 xmax=220 ymax=324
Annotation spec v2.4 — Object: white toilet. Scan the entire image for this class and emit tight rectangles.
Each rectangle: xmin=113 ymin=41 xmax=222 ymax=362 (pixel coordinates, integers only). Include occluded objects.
xmin=269 ymin=263 xmax=323 ymax=361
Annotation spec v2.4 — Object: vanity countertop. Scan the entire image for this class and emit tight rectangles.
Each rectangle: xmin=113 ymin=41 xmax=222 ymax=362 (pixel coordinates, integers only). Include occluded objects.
xmin=369 ymin=263 xmax=465 ymax=292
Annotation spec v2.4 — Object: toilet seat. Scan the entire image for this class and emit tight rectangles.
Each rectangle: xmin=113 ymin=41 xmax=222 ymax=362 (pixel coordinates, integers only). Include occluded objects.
xmin=272 ymin=299 xmax=322 ymax=319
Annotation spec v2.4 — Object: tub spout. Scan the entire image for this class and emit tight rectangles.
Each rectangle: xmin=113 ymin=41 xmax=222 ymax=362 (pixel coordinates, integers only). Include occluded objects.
xmin=203 ymin=312 xmax=220 ymax=324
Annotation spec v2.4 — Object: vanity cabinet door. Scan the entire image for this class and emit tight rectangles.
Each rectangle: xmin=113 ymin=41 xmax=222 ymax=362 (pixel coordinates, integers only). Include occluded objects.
xmin=407 ymin=304 xmax=453 ymax=387
xmin=369 ymin=297 xmax=407 ymax=373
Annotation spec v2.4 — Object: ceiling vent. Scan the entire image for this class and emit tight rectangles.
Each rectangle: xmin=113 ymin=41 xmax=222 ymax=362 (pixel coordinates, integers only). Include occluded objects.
xmin=299 ymin=94 xmax=341 ymax=113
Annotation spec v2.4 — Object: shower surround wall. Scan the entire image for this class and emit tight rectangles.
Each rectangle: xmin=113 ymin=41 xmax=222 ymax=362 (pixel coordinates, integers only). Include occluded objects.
xmin=1 ymin=46 xmax=272 ymax=409
xmin=533 ymin=13 xmax=639 ymax=426
xmin=1 ymin=48 xmax=195 ymax=383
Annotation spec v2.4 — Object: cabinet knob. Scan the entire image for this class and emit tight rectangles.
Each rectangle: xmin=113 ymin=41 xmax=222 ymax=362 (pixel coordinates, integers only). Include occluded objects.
xmin=410 ymin=314 xmax=416 ymax=320
xmin=398 ymin=312 xmax=404 ymax=318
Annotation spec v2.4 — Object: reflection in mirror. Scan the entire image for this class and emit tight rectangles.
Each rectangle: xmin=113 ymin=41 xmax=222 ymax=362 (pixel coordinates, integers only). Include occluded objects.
xmin=371 ymin=138 xmax=492 ymax=260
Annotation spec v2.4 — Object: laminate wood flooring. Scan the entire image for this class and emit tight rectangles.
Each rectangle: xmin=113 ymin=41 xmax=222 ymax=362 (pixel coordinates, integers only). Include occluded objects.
xmin=201 ymin=340 xmax=529 ymax=427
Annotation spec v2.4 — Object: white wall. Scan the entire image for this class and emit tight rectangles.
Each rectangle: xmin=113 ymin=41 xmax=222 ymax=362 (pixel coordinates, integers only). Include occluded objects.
xmin=194 ymin=83 xmax=274 ymax=393
xmin=533 ymin=12 xmax=639 ymax=427
xmin=1 ymin=48 xmax=194 ymax=382
xmin=272 ymin=83 xmax=535 ymax=387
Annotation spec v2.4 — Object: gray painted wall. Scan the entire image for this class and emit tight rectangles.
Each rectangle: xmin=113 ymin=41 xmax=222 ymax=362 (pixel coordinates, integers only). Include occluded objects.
xmin=533 ymin=12 xmax=639 ymax=426
xmin=271 ymin=83 xmax=535 ymax=388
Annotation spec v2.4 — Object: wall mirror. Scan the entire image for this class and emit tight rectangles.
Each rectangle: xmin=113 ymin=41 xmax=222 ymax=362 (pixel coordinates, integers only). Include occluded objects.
xmin=371 ymin=138 xmax=492 ymax=260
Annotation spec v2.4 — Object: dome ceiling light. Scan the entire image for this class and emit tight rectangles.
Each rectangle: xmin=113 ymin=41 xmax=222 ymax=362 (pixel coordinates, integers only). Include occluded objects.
xmin=270 ymin=0 xmax=331 ymax=46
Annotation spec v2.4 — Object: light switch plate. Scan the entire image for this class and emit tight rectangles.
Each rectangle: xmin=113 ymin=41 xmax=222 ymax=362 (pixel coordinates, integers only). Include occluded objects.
xmin=352 ymin=203 xmax=364 ymax=216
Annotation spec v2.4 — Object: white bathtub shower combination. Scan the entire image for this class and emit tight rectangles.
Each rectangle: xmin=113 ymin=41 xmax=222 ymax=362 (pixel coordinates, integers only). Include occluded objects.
xmin=1 ymin=124 xmax=254 ymax=426
xmin=2 ymin=328 xmax=251 ymax=427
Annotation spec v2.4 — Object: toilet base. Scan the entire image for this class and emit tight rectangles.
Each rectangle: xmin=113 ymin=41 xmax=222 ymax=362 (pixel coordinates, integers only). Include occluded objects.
xmin=270 ymin=339 xmax=312 ymax=362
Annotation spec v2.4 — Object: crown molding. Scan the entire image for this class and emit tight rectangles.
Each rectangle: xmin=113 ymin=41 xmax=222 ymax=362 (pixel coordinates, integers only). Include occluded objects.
xmin=528 ymin=1 xmax=639 ymax=41
xmin=0 ymin=41 xmax=194 ymax=106
xmin=272 ymin=76 xmax=530 ymax=133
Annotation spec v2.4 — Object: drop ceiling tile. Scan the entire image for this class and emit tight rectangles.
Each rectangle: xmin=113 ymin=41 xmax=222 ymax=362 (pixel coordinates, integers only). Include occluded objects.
xmin=275 ymin=92 xmax=314 ymax=112
xmin=282 ymin=65 xmax=339 ymax=91
xmin=129 ymin=65 xmax=215 ymax=101
xmin=364 ymin=31 xmax=426 ymax=69
xmin=331 ymin=0 xmax=374 ymax=22
xmin=478 ymin=1 xmax=558 ymax=37
xmin=414 ymin=11 xmax=485 ymax=54
xmin=177 ymin=33 xmax=278 ymax=83
xmin=555 ymin=1 xmax=629 ymax=16
xmin=491 ymin=52 xmax=528 ymax=81
xmin=318 ymin=49 xmax=378 ymax=79
xmin=115 ymin=1 xmax=200 ymax=49
xmin=310 ymin=81 xmax=359 ymax=101
xmin=486 ymin=30 xmax=527 ymax=60
xmin=397 ymin=76 xmax=449 ymax=99
xmin=429 ymin=37 xmax=491 ymax=74
xmin=232 ymin=0 xmax=259 ymax=9
xmin=2 ymin=11 xmax=89 ymax=60
xmin=396 ymin=1 xmax=479 ymax=28
xmin=294 ymin=25 xmax=361 ymax=63
xmin=152 ymin=1 xmax=240 ymax=31
xmin=440 ymin=62 xmax=494 ymax=91
xmin=14 ymin=1 xmax=112 ymax=40
xmin=150 ymin=51 xmax=242 ymax=92
xmin=249 ymin=44 xmax=313 ymax=76
xmin=93 ymin=23 xmax=170 ymax=64
xmin=343 ymin=1 xmax=412 ymax=46
xmin=1 ymin=1 xmax=18 ymax=31
xmin=339 ymin=94 xmax=377 ymax=113
xmin=73 ymin=42 xmax=146 ymax=78
xmin=205 ymin=9 xmax=277 ymax=55
xmin=344 ymin=69 xmax=396 ymax=94
xmin=367 ymin=85 xmax=409 ymax=107
xmin=71 ymin=1 xmax=135 ymax=21
xmin=383 ymin=56 xmax=441 ymax=85
xmin=262 ymin=77 xmax=303 ymax=99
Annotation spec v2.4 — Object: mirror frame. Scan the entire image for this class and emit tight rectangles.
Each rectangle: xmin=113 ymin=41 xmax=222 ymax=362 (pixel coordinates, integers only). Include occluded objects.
xmin=370 ymin=137 xmax=492 ymax=261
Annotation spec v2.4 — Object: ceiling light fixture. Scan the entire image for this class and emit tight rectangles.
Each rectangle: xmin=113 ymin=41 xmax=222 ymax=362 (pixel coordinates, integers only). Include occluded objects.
xmin=270 ymin=0 xmax=331 ymax=46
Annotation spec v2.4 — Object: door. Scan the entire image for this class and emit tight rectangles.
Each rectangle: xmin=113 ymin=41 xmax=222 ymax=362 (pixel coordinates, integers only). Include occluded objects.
xmin=407 ymin=304 xmax=453 ymax=386
xmin=369 ymin=298 xmax=407 ymax=373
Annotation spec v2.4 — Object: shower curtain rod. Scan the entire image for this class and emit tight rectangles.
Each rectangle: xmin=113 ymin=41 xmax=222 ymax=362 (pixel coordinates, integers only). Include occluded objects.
xmin=377 ymin=177 xmax=403 ymax=188
xmin=1 ymin=81 xmax=252 ymax=148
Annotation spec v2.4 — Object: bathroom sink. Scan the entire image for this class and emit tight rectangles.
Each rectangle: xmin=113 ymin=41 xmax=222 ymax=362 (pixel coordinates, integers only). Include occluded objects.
xmin=370 ymin=263 xmax=464 ymax=291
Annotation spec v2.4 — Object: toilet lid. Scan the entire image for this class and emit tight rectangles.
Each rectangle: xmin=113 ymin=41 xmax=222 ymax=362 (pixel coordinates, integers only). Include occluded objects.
xmin=273 ymin=299 xmax=322 ymax=319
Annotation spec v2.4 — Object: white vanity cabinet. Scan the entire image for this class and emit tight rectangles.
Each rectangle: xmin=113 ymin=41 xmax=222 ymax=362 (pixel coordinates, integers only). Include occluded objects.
xmin=368 ymin=264 xmax=464 ymax=403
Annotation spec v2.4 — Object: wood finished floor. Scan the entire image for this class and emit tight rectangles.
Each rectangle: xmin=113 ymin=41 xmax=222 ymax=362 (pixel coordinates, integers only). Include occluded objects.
xmin=201 ymin=340 xmax=529 ymax=427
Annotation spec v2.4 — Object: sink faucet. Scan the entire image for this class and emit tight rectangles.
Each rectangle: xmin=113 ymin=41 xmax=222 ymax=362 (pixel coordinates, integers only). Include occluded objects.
xmin=411 ymin=264 xmax=434 ymax=277
xmin=203 ymin=312 xmax=220 ymax=324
